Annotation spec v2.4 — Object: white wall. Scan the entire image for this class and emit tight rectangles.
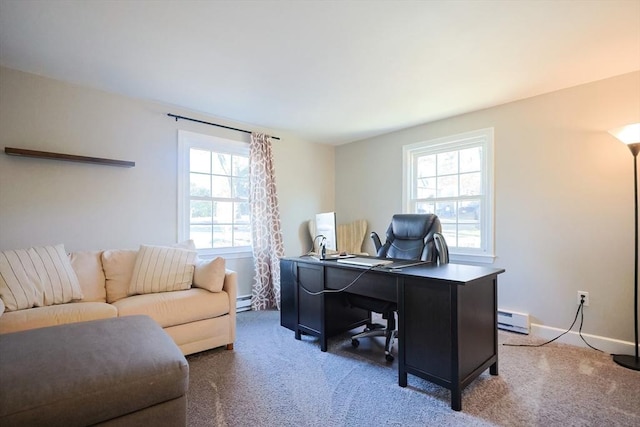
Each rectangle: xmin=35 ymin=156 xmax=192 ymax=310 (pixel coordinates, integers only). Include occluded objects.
xmin=336 ymin=71 xmax=640 ymax=350
xmin=0 ymin=66 xmax=335 ymax=298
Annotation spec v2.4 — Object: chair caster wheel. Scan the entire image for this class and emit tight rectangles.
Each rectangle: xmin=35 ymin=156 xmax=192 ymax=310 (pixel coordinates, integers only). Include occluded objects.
xmin=385 ymin=353 xmax=394 ymax=362
xmin=351 ymin=339 xmax=360 ymax=348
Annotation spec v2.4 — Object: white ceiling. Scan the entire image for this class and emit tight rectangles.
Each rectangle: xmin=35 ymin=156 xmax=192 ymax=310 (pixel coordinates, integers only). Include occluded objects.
xmin=1 ymin=1 xmax=639 ymax=145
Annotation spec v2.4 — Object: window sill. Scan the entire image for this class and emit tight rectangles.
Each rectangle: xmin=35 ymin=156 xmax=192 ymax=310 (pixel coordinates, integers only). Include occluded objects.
xmin=197 ymin=248 xmax=253 ymax=260
xmin=449 ymin=253 xmax=496 ymax=265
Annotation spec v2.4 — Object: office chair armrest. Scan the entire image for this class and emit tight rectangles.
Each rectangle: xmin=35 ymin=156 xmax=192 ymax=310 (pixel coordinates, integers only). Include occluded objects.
xmin=370 ymin=231 xmax=382 ymax=252
xmin=433 ymin=232 xmax=449 ymax=264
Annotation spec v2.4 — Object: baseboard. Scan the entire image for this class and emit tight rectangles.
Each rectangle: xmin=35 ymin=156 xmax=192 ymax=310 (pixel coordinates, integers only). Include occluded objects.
xmin=530 ymin=323 xmax=639 ymax=356
xmin=236 ymin=295 xmax=251 ymax=312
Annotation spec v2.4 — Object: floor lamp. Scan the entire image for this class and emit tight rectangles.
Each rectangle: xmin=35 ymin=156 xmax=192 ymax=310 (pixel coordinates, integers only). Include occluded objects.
xmin=609 ymin=123 xmax=640 ymax=371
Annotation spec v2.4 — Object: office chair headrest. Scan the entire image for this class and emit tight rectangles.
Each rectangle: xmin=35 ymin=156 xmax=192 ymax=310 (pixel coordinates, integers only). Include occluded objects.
xmin=389 ymin=214 xmax=439 ymax=240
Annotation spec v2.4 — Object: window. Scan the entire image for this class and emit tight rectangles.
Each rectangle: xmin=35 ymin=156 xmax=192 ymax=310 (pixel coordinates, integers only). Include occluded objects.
xmin=403 ymin=128 xmax=494 ymax=263
xmin=178 ymin=130 xmax=251 ymax=256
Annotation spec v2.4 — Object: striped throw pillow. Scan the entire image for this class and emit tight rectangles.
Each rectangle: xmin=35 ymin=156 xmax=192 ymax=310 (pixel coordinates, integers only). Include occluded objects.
xmin=128 ymin=245 xmax=197 ymax=296
xmin=0 ymin=244 xmax=83 ymax=312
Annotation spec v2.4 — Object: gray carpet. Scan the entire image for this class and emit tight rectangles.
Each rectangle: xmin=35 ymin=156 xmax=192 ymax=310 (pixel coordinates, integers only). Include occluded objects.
xmin=187 ymin=310 xmax=640 ymax=426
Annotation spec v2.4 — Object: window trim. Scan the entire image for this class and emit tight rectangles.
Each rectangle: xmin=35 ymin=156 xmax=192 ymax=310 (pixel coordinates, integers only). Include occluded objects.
xmin=177 ymin=130 xmax=252 ymax=258
xmin=402 ymin=128 xmax=495 ymax=264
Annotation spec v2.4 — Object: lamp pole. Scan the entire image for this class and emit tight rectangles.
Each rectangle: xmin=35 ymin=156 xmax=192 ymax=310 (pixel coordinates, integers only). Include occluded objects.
xmin=613 ymin=141 xmax=640 ymax=371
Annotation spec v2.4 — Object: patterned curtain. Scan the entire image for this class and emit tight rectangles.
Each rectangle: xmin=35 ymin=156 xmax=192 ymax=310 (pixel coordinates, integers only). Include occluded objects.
xmin=249 ymin=133 xmax=284 ymax=310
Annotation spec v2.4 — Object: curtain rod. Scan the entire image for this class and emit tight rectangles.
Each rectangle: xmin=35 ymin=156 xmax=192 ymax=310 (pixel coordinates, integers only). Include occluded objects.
xmin=167 ymin=113 xmax=280 ymax=140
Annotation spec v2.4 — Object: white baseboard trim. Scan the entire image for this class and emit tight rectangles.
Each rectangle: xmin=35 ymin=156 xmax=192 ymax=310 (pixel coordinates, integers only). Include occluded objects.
xmin=530 ymin=323 xmax=639 ymax=356
xmin=236 ymin=295 xmax=252 ymax=312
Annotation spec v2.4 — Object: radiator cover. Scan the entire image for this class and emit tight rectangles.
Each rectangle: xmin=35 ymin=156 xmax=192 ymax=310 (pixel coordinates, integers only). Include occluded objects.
xmin=497 ymin=309 xmax=530 ymax=334
xmin=237 ymin=295 xmax=252 ymax=312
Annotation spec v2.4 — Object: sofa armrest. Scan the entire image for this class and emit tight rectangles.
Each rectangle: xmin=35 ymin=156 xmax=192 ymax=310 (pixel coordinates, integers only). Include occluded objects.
xmin=222 ymin=269 xmax=237 ymax=347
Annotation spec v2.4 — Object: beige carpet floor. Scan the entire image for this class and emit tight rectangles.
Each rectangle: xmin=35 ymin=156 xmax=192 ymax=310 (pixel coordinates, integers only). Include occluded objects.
xmin=186 ymin=309 xmax=640 ymax=426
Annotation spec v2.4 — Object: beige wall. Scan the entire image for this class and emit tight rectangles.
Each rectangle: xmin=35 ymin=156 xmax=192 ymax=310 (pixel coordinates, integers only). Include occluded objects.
xmin=0 ymin=66 xmax=335 ymax=298
xmin=336 ymin=71 xmax=640 ymax=351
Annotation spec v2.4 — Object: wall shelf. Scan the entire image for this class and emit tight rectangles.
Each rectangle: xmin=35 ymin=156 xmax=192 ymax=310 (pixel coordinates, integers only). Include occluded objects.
xmin=4 ymin=147 xmax=135 ymax=168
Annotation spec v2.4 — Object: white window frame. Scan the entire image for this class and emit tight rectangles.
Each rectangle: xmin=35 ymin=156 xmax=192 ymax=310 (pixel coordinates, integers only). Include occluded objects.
xmin=402 ymin=128 xmax=495 ymax=264
xmin=178 ymin=130 xmax=252 ymax=259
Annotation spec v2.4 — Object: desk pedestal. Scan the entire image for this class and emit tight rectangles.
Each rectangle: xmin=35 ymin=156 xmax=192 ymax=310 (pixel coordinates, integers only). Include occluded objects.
xmin=399 ymin=275 xmax=498 ymax=411
xmin=281 ymin=259 xmax=369 ymax=351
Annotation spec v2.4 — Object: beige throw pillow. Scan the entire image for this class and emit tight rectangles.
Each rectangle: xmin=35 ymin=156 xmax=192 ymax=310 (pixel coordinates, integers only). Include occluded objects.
xmin=128 ymin=245 xmax=197 ymax=296
xmin=0 ymin=244 xmax=83 ymax=312
xmin=102 ymin=249 xmax=138 ymax=303
xmin=193 ymin=257 xmax=226 ymax=293
xmin=70 ymin=250 xmax=106 ymax=303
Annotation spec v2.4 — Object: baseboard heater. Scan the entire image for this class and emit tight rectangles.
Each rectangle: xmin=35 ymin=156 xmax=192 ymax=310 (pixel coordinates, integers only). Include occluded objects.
xmin=497 ymin=309 xmax=530 ymax=334
xmin=237 ymin=295 xmax=251 ymax=312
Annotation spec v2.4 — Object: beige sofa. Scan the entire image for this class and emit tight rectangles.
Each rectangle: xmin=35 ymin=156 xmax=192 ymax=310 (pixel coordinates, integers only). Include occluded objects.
xmin=0 ymin=245 xmax=237 ymax=355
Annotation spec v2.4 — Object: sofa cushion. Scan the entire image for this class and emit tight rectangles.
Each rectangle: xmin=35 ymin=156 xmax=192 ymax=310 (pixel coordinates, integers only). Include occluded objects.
xmin=193 ymin=257 xmax=226 ymax=293
xmin=102 ymin=249 xmax=137 ymax=303
xmin=0 ymin=302 xmax=117 ymax=334
xmin=70 ymin=250 xmax=106 ymax=303
xmin=113 ymin=288 xmax=229 ymax=328
xmin=128 ymin=245 xmax=197 ymax=296
xmin=0 ymin=244 xmax=83 ymax=311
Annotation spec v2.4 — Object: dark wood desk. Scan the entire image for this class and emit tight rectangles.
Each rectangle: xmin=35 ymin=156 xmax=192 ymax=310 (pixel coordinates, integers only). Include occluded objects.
xmin=280 ymin=256 xmax=505 ymax=411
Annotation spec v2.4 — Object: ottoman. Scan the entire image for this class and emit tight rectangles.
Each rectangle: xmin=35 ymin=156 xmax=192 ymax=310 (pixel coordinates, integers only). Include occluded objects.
xmin=0 ymin=315 xmax=189 ymax=427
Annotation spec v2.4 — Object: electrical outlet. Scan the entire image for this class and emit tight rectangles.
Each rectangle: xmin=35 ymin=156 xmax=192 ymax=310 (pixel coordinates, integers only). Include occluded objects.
xmin=577 ymin=291 xmax=589 ymax=306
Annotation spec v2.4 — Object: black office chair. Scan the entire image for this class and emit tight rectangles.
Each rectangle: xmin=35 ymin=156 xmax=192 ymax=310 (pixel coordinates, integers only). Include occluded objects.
xmin=349 ymin=214 xmax=442 ymax=361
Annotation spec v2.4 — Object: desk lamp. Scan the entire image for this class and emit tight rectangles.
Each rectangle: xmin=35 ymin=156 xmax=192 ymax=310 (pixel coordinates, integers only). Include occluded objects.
xmin=608 ymin=122 xmax=640 ymax=371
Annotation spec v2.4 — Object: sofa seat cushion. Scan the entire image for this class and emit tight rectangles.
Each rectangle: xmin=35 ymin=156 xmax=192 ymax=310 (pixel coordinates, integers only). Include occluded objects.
xmin=112 ymin=288 xmax=229 ymax=328
xmin=0 ymin=316 xmax=188 ymax=427
xmin=0 ymin=302 xmax=117 ymax=334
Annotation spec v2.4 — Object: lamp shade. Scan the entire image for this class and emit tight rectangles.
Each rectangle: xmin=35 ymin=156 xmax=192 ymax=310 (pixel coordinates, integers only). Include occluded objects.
xmin=609 ymin=123 xmax=640 ymax=144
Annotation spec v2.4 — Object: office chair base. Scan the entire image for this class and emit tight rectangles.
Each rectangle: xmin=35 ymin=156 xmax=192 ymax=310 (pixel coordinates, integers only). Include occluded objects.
xmin=351 ymin=328 xmax=397 ymax=362
xmin=351 ymin=337 xmax=395 ymax=362
xmin=351 ymin=329 xmax=386 ymax=341
xmin=363 ymin=322 xmax=385 ymax=332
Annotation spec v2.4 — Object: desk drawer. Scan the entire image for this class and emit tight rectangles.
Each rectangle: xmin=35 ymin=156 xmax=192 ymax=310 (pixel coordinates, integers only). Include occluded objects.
xmin=325 ymin=267 xmax=397 ymax=302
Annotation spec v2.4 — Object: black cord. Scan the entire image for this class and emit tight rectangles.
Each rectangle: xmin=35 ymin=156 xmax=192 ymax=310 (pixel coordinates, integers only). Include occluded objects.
xmin=578 ymin=301 xmax=603 ymax=352
xmin=504 ymin=302 xmax=582 ymax=348
xmin=305 ymin=235 xmax=325 ymax=256
xmin=296 ymin=265 xmax=376 ymax=296
xmin=504 ymin=299 xmax=603 ymax=352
